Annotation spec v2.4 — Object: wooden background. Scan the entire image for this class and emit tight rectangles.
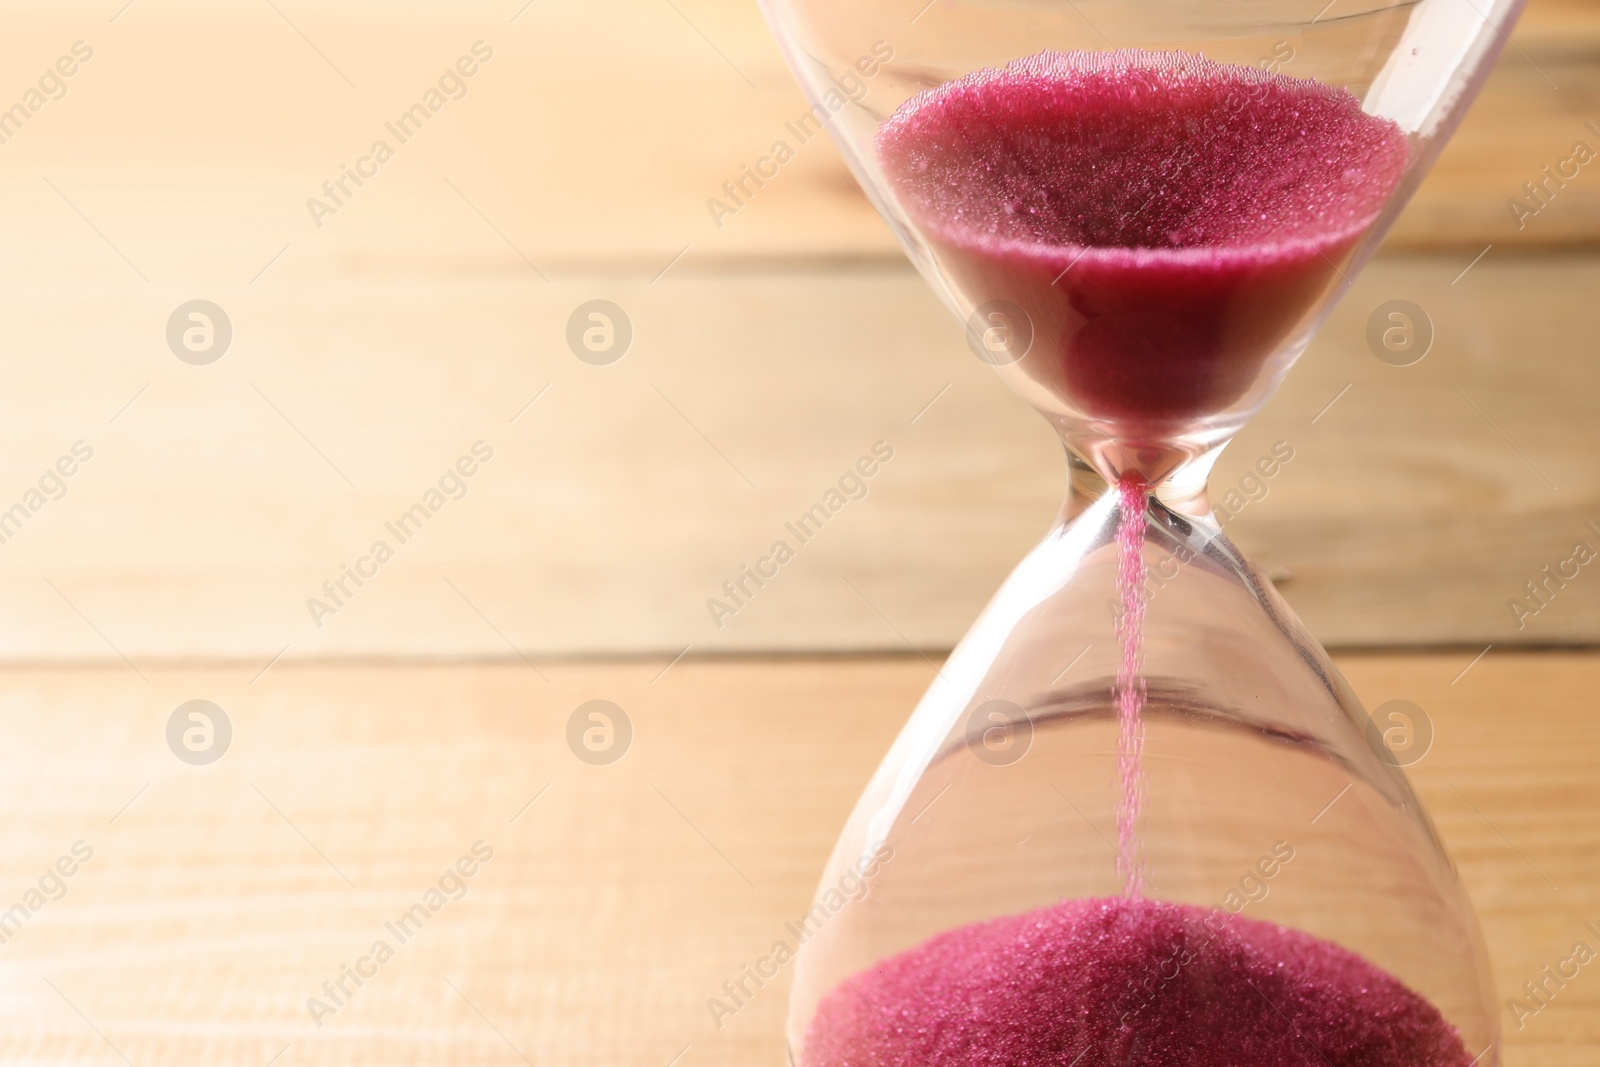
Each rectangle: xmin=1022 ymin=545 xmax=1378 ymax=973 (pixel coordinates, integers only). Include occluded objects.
xmin=3 ymin=655 xmax=1599 ymax=1066
xmin=0 ymin=0 xmax=1595 ymax=1064
xmin=0 ymin=0 xmax=1593 ymax=659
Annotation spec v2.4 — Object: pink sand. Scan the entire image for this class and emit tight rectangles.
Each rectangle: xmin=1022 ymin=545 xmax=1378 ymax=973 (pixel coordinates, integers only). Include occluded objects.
xmin=877 ymin=50 xmax=1410 ymax=423
xmin=803 ymin=896 xmax=1473 ymax=1067
xmin=1113 ymin=475 xmax=1149 ymax=897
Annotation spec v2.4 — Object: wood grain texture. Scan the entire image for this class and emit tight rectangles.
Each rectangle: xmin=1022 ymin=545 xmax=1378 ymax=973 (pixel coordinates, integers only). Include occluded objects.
xmin=1386 ymin=0 xmax=1600 ymax=250
xmin=0 ymin=0 xmax=1589 ymax=659
xmin=0 ymin=0 xmax=1591 ymax=285
xmin=0 ymin=653 xmax=1590 ymax=1065
xmin=0 ymin=6 xmax=1591 ymax=1064
xmin=0 ymin=253 xmax=1593 ymax=660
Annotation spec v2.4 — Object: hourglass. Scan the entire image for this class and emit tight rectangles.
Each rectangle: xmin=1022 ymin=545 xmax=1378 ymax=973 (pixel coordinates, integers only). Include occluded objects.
xmin=758 ymin=1 xmax=1521 ymax=1064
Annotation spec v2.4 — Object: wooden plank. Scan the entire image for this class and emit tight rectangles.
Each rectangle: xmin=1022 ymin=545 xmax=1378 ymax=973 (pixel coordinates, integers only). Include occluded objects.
xmin=0 ymin=653 xmax=1591 ymax=1064
xmin=0 ymin=253 xmax=1593 ymax=660
xmin=1223 ymin=252 xmax=1600 ymax=647
xmin=1387 ymin=55 xmax=1600 ymax=250
xmin=0 ymin=0 xmax=1592 ymax=285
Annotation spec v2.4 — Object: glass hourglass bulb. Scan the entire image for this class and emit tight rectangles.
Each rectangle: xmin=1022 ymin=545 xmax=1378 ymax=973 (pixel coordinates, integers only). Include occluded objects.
xmin=756 ymin=0 xmax=1522 ymax=1064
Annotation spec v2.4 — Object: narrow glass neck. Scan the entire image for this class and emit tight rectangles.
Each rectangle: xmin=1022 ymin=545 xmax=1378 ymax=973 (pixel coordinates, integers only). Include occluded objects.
xmin=1061 ymin=447 xmax=1219 ymax=524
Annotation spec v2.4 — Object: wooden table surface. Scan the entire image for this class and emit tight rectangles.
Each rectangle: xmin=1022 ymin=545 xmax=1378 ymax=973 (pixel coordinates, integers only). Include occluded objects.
xmin=0 ymin=1 xmax=1595 ymax=1064
xmin=0 ymin=652 xmax=1591 ymax=1066
xmin=0 ymin=0 xmax=1595 ymax=659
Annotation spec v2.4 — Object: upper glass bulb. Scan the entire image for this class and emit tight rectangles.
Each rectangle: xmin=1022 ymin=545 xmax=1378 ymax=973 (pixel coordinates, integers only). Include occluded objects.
xmin=761 ymin=0 xmax=1521 ymax=484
